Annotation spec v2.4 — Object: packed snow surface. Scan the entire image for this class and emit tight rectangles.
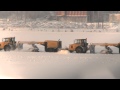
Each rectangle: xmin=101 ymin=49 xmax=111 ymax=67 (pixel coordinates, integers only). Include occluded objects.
xmin=0 ymin=31 xmax=120 ymax=79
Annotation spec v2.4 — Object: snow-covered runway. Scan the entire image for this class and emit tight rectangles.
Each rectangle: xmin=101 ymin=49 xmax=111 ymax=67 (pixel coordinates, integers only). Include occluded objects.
xmin=0 ymin=51 xmax=120 ymax=79
xmin=0 ymin=31 xmax=120 ymax=79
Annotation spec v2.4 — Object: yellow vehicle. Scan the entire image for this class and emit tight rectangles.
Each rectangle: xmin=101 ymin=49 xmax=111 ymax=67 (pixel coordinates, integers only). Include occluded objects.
xmin=68 ymin=39 xmax=88 ymax=53
xmin=0 ymin=37 xmax=16 ymax=51
xmin=43 ymin=40 xmax=62 ymax=52
xmin=0 ymin=37 xmax=62 ymax=52
xmin=17 ymin=40 xmax=62 ymax=52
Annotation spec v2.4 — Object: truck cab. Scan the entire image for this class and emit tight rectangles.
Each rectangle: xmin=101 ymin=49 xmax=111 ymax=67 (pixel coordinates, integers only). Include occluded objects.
xmin=0 ymin=37 xmax=16 ymax=51
xmin=69 ymin=39 xmax=88 ymax=53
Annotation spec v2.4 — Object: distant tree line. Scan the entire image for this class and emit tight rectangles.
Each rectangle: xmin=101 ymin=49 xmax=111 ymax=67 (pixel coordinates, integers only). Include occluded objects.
xmin=0 ymin=11 xmax=119 ymax=22
xmin=0 ymin=11 xmax=53 ymax=20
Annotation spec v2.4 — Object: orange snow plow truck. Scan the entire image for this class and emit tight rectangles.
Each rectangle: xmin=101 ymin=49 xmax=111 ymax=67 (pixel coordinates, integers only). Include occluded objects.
xmin=0 ymin=37 xmax=62 ymax=52
xmin=66 ymin=39 xmax=89 ymax=53
xmin=61 ymin=38 xmax=120 ymax=54
xmin=0 ymin=37 xmax=16 ymax=51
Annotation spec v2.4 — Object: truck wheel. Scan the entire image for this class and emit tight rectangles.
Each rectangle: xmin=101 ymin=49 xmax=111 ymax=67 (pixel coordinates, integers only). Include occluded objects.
xmin=4 ymin=45 xmax=11 ymax=51
xmin=49 ymin=48 xmax=54 ymax=52
xmin=76 ymin=47 xmax=83 ymax=53
xmin=69 ymin=51 xmax=73 ymax=53
xmin=83 ymin=50 xmax=87 ymax=53
xmin=46 ymin=48 xmax=53 ymax=52
xmin=54 ymin=48 xmax=58 ymax=52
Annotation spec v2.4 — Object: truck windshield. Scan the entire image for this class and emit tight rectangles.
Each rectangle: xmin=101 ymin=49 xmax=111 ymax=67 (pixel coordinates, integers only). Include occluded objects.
xmin=2 ymin=38 xmax=9 ymax=42
xmin=74 ymin=39 xmax=81 ymax=44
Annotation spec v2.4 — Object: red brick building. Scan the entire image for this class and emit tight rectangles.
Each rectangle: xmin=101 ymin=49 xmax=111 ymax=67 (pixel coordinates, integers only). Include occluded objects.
xmin=55 ymin=11 xmax=87 ymax=22
xmin=55 ymin=11 xmax=120 ymax=23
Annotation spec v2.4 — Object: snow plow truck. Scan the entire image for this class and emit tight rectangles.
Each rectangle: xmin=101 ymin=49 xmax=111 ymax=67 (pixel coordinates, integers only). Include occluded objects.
xmin=0 ymin=37 xmax=62 ymax=52
xmin=62 ymin=38 xmax=120 ymax=54
xmin=66 ymin=39 xmax=89 ymax=53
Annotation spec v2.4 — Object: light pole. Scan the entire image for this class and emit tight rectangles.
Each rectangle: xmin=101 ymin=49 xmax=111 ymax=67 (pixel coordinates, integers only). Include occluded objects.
xmin=98 ymin=11 xmax=100 ymax=28
xmin=102 ymin=12 xmax=104 ymax=29
xmin=93 ymin=11 xmax=94 ymax=23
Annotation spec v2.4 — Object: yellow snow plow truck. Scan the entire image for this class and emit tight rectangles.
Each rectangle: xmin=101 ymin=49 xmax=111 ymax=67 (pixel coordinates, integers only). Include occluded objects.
xmin=17 ymin=40 xmax=62 ymax=52
xmin=0 ymin=37 xmax=16 ymax=51
xmin=0 ymin=37 xmax=62 ymax=52
xmin=67 ymin=39 xmax=89 ymax=53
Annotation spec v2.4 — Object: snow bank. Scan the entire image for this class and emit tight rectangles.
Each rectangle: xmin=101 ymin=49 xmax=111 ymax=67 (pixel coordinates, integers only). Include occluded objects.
xmin=57 ymin=50 xmax=70 ymax=55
